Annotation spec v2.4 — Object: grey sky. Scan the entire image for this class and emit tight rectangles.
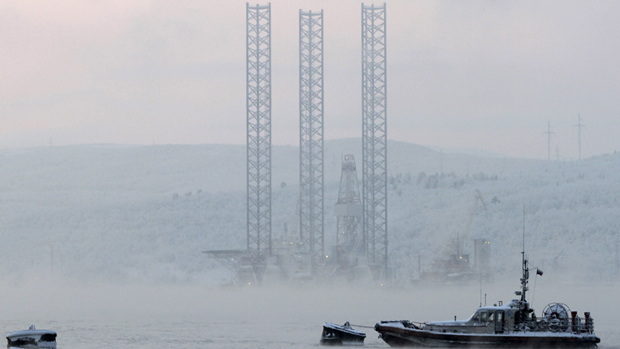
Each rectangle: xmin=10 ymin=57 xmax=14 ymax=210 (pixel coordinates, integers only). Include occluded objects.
xmin=1 ymin=0 xmax=618 ymax=159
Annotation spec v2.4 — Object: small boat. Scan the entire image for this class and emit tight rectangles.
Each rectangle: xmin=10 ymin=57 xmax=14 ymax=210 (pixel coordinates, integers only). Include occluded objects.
xmin=6 ymin=325 xmax=57 ymax=349
xmin=375 ymin=251 xmax=601 ymax=347
xmin=321 ymin=321 xmax=366 ymax=346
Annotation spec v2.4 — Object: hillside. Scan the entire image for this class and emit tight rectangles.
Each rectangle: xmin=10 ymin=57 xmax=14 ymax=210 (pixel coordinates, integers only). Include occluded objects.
xmin=0 ymin=140 xmax=618 ymax=285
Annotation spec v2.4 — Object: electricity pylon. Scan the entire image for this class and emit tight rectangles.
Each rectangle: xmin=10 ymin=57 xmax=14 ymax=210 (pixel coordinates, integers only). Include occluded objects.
xmin=543 ymin=121 xmax=555 ymax=162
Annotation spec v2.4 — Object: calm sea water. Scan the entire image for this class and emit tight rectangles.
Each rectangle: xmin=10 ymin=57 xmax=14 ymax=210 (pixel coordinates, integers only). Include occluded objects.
xmin=2 ymin=318 xmax=618 ymax=348
xmin=1 ymin=281 xmax=618 ymax=348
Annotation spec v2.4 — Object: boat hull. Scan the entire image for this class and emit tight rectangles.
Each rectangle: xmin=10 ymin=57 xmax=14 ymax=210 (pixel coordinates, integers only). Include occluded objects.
xmin=6 ymin=328 xmax=57 ymax=349
xmin=375 ymin=321 xmax=600 ymax=348
xmin=321 ymin=322 xmax=366 ymax=346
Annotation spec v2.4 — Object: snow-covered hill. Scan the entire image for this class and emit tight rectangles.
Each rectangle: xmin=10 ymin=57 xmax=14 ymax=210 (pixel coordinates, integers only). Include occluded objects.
xmin=0 ymin=140 xmax=618 ymax=285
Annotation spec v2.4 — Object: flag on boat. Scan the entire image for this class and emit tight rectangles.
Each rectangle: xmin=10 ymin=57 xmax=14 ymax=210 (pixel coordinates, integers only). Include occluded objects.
xmin=536 ymin=268 xmax=543 ymax=276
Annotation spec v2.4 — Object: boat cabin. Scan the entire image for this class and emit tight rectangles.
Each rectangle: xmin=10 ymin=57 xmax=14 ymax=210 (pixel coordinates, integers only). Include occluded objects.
xmin=425 ymin=301 xmax=521 ymax=335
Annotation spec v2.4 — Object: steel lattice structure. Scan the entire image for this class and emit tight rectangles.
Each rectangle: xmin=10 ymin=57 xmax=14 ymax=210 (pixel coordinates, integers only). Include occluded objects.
xmin=246 ymin=3 xmax=272 ymax=266
xmin=361 ymin=3 xmax=388 ymax=278
xmin=334 ymin=155 xmax=363 ymax=267
xmin=299 ymin=9 xmax=324 ymax=270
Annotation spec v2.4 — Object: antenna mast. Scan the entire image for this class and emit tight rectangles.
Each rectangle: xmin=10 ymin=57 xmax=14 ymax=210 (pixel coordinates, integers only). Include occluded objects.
xmin=521 ymin=205 xmax=527 ymax=303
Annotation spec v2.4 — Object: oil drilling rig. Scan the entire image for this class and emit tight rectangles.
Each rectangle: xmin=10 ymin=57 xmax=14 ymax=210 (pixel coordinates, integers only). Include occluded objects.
xmin=331 ymin=155 xmax=367 ymax=280
xmin=205 ymin=3 xmax=389 ymax=285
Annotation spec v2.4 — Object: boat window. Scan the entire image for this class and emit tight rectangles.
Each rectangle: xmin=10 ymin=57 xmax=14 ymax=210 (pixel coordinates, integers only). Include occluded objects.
xmin=40 ymin=333 xmax=56 ymax=342
xmin=488 ymin=312 xmax=494 ymax=322
xmin=480 ymin=312 xmax=488 ymax=323
xmin=470 ymin=312 xmax=479 ymax=322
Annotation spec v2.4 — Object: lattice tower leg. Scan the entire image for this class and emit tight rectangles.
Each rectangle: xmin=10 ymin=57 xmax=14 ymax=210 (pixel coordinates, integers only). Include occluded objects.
xmin=299 ymin=9 xmax=325 ymax=273
xmin=247 ymin=3 xmax=272 ymax=278
xmin=361 ymin=3 xmax=388 ymax=281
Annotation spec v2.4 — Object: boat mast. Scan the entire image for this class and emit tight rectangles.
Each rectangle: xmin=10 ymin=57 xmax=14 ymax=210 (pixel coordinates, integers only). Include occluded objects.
xmin=520 ymin=205 xmax=528 ymax=303
xmin=521 ymin=250 xmax=528 ymax=303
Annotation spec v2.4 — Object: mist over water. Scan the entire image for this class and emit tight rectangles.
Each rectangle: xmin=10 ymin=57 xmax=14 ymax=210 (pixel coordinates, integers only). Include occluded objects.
xmin=1 ymin=145 xmax=619 ymax=347
xmin=1 ymin=276 xmax=619 ymax=348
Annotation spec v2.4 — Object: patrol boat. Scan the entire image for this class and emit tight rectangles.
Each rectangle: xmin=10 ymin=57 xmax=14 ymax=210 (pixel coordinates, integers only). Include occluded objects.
xmin=375 ymin=251 xmax=601 ymax=347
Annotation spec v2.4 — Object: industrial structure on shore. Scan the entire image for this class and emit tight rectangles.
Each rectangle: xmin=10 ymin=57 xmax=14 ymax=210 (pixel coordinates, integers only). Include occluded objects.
xmin=207 ymin=3 xmax=389 ymax=285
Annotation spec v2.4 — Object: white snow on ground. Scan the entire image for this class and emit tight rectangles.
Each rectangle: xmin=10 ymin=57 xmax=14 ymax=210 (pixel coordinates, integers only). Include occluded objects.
xmin=0 ymin=139 xmax=618 ymax=285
